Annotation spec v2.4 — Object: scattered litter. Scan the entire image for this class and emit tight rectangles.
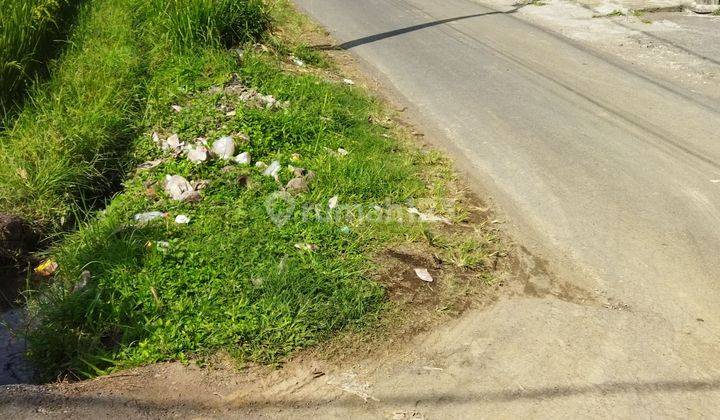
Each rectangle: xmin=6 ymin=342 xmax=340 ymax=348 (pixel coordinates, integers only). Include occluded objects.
xmin=175 ymin=215 xmax=191 ymax=224
xmin=392 ymin=411 xmax=425 ymax=420
xmin=342 ymin=78 xmax=355 ymax=85
xmin=34 ymin=259 xmax=58 ymax=277
xmin=162 ymin=134 xmax=185 ymax=154
xmin=263 ymin=160 xmax=282 ymax=179
xmin=294 ymin=243 xmax=319 ymax=252
xmin=134 ymin=211 xmax=167 ymax=224
xmin=422 ymin=366 xmax=444 ymax=371
xmin=407 ymin=207 xmax=452 ymax=225
xmin=292 ymin=56 xmax=305 ymax=67
xmin=224 ymin=80 xmax=290 ymax=109
xmin=212 ymin=136 xmax=235 ymax=160
xmin=286 ymin=177 xmax=309 ymax=193
xmin=328 ymin=195 xmax=339 ymax=209
xmin=337 ymin=147 xmax=349 ymax=157
xmin=235 ymin=152 xmax=251 ymax=165
xmin=152 ymin=131 xmax=161 ymax=146
xmin=186 ymin=145 xmax=208 ymax=164
xmin=311 ymin=367 xmax=325 ymax=379
xmin=226 ymin=110 xmax=236 ymax=117
xmin=164 ymin=175 xmax=201 ymax=202
xmin=171 ymin=105 xmax=183 ymax=113
xmin=137 ymin=159 xmax=164 ymax=171
xmin=414 ymin=268 xmax=434 ymax=283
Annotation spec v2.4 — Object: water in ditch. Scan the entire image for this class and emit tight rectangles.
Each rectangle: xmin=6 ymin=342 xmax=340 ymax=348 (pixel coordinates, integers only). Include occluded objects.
xmin=0 ymin=265 xmax=34 ymax=385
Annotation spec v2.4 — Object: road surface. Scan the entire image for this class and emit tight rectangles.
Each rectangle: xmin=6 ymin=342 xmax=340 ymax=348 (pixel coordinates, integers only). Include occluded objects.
xmin=289 ymin=0 xmax=720 ymax=417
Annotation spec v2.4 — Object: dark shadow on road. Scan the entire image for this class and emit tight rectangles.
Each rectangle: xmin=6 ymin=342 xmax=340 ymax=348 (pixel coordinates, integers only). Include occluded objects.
xmin=3 ymin=377 xmax=720 ymax=415
xmin=337 ymin=6 xmax=524 ymax=50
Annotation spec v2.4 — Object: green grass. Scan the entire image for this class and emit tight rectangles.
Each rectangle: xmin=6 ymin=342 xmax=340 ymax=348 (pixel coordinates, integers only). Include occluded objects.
xmin=0 ymin=0 xmax=81 ymax=125
xmin=0 ymin=0 xmax=268 ymax=242
xmin=23 ymin=46 xmax=454 ymax=379
xmin=20 ymin=0 xmax=495 ymax=382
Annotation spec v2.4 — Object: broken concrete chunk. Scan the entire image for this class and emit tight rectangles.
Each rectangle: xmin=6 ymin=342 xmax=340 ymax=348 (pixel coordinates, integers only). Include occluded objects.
xmin=235 ymin=152 xmax=251 ymax=165
xmin=164 ymin=175 xmax=193 ymax=201
xmin=162 ymin=134 xmax=184 ymax=153
xmin=187 ymin=145 xmax=208 ymax=164
xmin=212 ymin=136 xmax=235 ymax=160
xmin=414 ymin=268 xmax=434 ymax=283
xmin=263 ymin=160 xmax=282 ymax=178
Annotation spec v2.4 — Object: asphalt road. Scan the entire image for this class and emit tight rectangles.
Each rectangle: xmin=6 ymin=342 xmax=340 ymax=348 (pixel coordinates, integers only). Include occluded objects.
xmin=292 ymin=0 xmax=720 ymax=417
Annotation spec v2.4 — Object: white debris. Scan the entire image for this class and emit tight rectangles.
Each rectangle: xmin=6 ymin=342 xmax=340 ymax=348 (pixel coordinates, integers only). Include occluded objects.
xmin=162 ymin=134 xmax=184 ymax=153
xmin=235 ymin=152 xmax=251 ymax=165
xmin=407 ymin=207 xmax=452 ymax=225
xmin=711 ymin=179 xmax=720 ymax=183
xmin=255 ymin=161 xmax=267 ymax=169
xmin=212 ymin=136 xmax=235 ymax=160
xmin=337 ymin=148 xmax=349 ymax=157
xmin=226 ymin=110 xmax=236 ymax=117
xmin=414 ymin=268 xmax=434 ymax=283
xmin=292 ymin=57 xmax=305 ymax=67
xmin=175 ymin=215 xmax=191 ymax=224
xmin=171 ymin=105 xmax=183 ymax=113
xmin=186 ymin=145 xmax=208 ymax=164
xmin=263 ymin=160 xmax=282 ymax=178
xmin=134 ymin=211 xmax=167 ymax=224
xmin=328 ymin=195 xmax=339 ymax=209
xmin=152 ymin=132 xmax=162 ymax=146
xmin=342 ymin=78 xmax=355 ymax=85
xmin=164 ymin=175 xmax=196 ymax=202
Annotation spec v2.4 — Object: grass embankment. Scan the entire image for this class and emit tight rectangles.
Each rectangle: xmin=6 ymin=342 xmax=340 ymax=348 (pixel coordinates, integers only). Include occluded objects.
xmin=0 ymin=0 xmax=267 ymax=245
xmin=0 ymin=0 xmax=81 ymax=124
xmin=24 ymin=0 xmax=499 ymax=380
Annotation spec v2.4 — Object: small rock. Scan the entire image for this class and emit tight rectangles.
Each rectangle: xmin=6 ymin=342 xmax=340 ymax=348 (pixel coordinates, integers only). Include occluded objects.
xmin=292 ymin=57 xmax=305 ymax=67
xmin=235 ymin=152 xmax=251 ymax=165
xmin=191 ymin=180 xmax=210 ymax=191
xmin=212 ymin=136 xmax=235 ymax=160
xmin=343 ymin=78 xmax=355 ymax=85
xmin=181 ymin=191 xmax=202 ymax=203
xmin=171 ymin=105 xmax=183 ymax=113
xmin=226 ymin=110 xmax=237 ymax=117
xmin=328 ymin=195 xmax=339 ymax=209
xmin=407 ymin=208 xmax=452 ymax=225
xmin=337 ymin=148 xmax=349 ymax=157
xmin=162 ymin=134 xmax=184 ymax=153
xmin=286 ymin=177 xmax=309 ymax=193
xmin=414 ymin=268 xmax=434 ymax=283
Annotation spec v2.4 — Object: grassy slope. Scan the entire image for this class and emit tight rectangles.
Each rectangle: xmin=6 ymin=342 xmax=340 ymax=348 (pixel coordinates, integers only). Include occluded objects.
xmin=0 ymin=0 xmax=144 ymax=237
xmin=0 ymin=0 xmax=267 ymax=242
xmin=0 ymin=0 xmax=81 ymax=124
xmin=24 ymin=0 xmax=498 ymax=381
